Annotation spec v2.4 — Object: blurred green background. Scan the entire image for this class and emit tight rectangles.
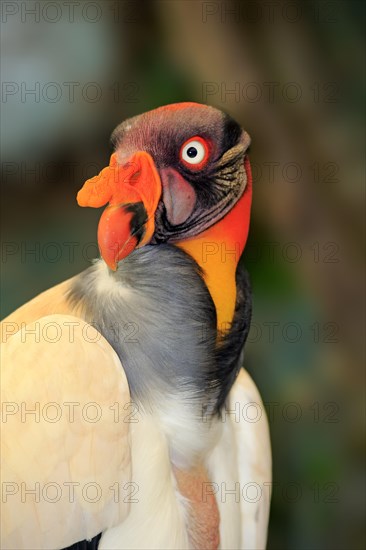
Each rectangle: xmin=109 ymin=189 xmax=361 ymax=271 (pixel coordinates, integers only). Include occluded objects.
xmin=1 ymin=1 xmax=364 ymax=548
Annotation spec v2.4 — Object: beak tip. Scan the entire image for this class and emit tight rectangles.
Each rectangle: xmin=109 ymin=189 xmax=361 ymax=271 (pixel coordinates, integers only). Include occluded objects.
xmin=101 ymin=255 xmax=118 ymax=271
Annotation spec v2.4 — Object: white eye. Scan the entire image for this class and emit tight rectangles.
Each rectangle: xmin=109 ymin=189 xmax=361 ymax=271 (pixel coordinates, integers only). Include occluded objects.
xmin=180 ymin=138 xmax=209 ymax=167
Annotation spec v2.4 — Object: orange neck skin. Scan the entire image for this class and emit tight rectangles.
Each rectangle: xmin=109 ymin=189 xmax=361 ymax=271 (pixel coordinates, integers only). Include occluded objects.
xmin=176 ymin=159 xmax=252 ymax=331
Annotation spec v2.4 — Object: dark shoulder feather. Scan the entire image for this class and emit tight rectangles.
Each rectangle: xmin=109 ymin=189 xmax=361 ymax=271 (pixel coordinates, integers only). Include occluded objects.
xmin=62 ymin=533 xmax=102 ymax=550
xmin=213 ymin=262 xmax=252 ymax=412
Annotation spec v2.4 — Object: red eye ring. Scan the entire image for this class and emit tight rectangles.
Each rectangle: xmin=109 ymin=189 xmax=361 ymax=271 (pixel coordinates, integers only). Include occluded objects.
xmin=180 ymin=136 xmax=210 ymax=170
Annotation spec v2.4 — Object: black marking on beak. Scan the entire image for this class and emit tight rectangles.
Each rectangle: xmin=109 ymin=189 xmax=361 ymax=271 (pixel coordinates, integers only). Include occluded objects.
xmin=124 ymin=202 xmax=148 ymax=245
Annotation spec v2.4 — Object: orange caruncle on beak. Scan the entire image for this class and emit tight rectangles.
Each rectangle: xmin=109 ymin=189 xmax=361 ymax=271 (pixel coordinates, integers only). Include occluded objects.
xmin=77 ymin=152 xmax=162 ymax=270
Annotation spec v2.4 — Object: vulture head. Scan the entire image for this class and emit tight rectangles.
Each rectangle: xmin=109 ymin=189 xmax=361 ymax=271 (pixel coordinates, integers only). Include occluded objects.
xmin=77 ymin=102 xmax=252 ymax=270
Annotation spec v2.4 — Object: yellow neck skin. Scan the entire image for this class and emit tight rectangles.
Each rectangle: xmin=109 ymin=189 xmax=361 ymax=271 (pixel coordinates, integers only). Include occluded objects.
xmin=177 ymin=227 xmax=239 ymax=332
xmin=176 ymin=162 xmax=252 ymax=330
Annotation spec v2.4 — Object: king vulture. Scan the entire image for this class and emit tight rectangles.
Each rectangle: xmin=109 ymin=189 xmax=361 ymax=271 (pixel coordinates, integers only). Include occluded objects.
xmin=1 ymin=103 xmax=271 ymax=550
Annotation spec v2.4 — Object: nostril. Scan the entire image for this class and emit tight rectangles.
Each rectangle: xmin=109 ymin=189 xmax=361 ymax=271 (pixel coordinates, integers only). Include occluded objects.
xmin=118 ymin=161 xmax=141 ymax=187
xmin=129 ymin=170 xmax=141 ymax=185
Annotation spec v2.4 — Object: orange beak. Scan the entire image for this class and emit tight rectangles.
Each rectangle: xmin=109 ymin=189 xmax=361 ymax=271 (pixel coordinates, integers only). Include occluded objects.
xmin=77 ymin=152 xmax=162 ymax=270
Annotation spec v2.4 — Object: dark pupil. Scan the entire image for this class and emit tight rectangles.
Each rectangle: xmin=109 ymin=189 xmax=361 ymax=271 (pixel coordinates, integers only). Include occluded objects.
xmin=187 ymin=146 xmax=198 ymax=158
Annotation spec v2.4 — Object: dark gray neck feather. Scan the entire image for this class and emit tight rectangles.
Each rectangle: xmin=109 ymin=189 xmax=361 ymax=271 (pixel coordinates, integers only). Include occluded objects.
xmin=68 ymin=245 xmax=219 ymax=413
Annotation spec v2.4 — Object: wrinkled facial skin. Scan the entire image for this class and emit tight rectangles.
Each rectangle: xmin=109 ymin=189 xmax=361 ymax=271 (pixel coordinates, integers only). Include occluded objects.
xmin=111 ymin=104 xmax=251 ymax=243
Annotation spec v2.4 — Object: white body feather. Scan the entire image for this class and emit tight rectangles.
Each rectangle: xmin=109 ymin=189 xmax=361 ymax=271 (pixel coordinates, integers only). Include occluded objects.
xmin=1 ymin=311 xmax=271 ymax=550
xmin=100 ymin=368 xmax=271 ymax=550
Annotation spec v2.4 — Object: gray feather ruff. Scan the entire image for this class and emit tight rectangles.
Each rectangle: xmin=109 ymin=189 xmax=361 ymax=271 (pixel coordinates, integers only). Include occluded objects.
xmin=68 ymin=245 xmax=219 ymax=414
